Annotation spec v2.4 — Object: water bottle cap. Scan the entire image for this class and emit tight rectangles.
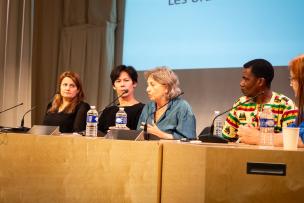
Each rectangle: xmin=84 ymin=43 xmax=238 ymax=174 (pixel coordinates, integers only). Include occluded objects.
xmin=90 ymin=106 xmax=96 ymax=109
xmin=119 ymin=107 xmax=124 ymax=111
xmin=214 ymin=110 xmax=220 ymax=115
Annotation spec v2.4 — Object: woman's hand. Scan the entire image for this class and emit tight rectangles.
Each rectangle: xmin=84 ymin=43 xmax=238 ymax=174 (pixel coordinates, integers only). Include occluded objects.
xmin=147 ymin=123 xmax=173 ymax=139
xmin=140 ymin=122 xmax=173 ymax=139
xmin=237 ymin=124 xmax=260 ymax=145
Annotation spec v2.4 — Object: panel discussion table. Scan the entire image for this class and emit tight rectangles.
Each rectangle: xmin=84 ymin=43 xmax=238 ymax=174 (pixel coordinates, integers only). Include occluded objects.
xmin=0 ymin=133 xmax=303 ymax=203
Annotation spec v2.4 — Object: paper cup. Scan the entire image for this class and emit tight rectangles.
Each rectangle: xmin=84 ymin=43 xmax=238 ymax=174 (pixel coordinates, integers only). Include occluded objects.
xmin=282 ymin=127 xmax=299 ymax=150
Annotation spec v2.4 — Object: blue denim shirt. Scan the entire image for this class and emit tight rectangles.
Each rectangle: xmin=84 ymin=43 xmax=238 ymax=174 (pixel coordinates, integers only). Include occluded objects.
xmin=137 ymin=98 xmax=196 ymax=139
xmin=288 ymin=121 xmax=304 ymax=142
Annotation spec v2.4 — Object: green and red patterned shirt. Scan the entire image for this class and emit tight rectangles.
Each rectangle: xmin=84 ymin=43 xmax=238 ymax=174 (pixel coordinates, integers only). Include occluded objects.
xmin=222 ymin=92 xmax=297 ymax=140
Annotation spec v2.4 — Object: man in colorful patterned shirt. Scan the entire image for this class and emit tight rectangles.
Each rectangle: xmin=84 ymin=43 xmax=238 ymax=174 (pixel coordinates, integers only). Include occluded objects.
xmin=222 ymin=59 xmax=297 ymax=141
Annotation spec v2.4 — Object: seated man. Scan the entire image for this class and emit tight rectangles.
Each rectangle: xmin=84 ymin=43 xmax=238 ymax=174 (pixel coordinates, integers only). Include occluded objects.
xmin=222 ymin=59 xmax=297 ymax=142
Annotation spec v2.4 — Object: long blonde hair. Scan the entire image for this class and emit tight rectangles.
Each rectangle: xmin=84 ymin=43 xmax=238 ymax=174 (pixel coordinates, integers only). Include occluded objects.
xmin=289 ymin=55 xmax=304 ymax=125
xmin=48 ymin=71 xmax=85 ymax=113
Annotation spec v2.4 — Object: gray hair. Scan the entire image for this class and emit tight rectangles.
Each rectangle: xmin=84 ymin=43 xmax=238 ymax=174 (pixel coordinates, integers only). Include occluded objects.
xmin=144 ymin=66 xmax=181 ymax=99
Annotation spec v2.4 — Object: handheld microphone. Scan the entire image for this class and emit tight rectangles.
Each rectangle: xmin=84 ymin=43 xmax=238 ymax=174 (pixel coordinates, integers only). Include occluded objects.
xmin=0 ymin=103 xmax=23 ymax=114
xmin=98 ymin=89 xmax=129 ymax=115
xmin=199 ymin=91 xmax=265 ymax=143
xmin=143 ymin=91 xmax=184 ymax=140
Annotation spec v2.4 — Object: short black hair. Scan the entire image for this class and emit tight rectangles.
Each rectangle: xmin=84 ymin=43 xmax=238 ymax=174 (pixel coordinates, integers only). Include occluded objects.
xmin=110 ymin=65 xmax=138 ymax=85
xmin=243 ymin=59 xmax=274 ymax=88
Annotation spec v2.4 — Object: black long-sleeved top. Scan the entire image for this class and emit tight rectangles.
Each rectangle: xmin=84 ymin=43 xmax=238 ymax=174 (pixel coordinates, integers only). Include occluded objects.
xmin=98 ymin=103 xmax=145 ymax=135
xmin=43 ymin=101 xmax=90 ymax=133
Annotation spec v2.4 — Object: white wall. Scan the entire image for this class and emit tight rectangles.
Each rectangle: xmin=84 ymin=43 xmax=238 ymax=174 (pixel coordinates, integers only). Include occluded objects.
xmin=135 ymin=67 xmax=294 ymax=135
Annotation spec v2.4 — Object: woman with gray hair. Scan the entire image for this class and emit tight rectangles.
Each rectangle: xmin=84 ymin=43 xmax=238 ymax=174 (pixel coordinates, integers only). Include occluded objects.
xmin=137 ymin=66 xmax=196 ymax=139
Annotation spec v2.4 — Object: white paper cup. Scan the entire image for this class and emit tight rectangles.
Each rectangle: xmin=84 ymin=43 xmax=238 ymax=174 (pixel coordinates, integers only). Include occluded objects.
xmin=282 ymin=127 xmax=299 ymax=150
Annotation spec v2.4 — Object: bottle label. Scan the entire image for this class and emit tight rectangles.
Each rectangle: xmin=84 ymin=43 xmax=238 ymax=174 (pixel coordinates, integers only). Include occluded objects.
xmin=116 ymin=116 xmax=127 ymax=124
xmin=259 ymin=118 xmax=274 ymax=128
xmin=87 ymin=115 xmax=98 ymax=123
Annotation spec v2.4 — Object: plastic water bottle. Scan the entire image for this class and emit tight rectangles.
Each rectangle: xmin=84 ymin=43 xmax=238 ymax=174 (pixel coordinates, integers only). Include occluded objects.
xmin=259 ymin=106 xmax=274 ymax=146
xmin=115 ymin=107 xmax=127 ymax=128
xmin=86 ymin=106 xmax=98 ymax=137
xmin=213 ymin=111 xmax=223 ymax=136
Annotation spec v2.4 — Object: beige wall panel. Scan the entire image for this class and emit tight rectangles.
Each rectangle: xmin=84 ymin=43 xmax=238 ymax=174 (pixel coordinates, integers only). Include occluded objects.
xmin=0 ymin=134 xmax=162 ymax=203
xmin=161 ymin=141 xmax=207 ymax=203
xmin=162 ymin=142 xmax=304 ymax=203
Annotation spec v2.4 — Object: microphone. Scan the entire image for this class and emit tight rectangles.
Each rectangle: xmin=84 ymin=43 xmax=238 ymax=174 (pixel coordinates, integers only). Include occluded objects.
xmin=98 ymin=89 xmax=129 ymax=115
xmin=9 ymin=106 xmax=37 ymax=133
xmin=143 ymin=91 xmax=184 ymax=140
xmin=199 ymin=91 xmax=265 ymax=143
xmin=20 ymin=106 xmax=37 ymax=128
xmin=0 ymin=104 xmax=36 ymax=133
xmin=0 ymin=103 xmax=23 ymax=114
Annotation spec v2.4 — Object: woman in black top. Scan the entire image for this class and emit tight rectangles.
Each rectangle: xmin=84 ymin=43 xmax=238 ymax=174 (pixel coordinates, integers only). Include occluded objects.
xmin=98 ymin=65 xmax=144 ymax=135
xmin=43 ymin=71 xmax=90 ymax=133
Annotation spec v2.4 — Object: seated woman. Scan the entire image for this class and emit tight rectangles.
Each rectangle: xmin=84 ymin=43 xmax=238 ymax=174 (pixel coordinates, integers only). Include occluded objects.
xmin=137 ymin=66 xmax=196 ymax=140
xmin=287 ymin=54 xmax=304 ymax=146
xmin=238 ymin=55 xmax=304 ymax=147
xmin=43 ymin=71 xmax=90 ymax=133
xmin=98 ymin=65 xmax=145 ymax=135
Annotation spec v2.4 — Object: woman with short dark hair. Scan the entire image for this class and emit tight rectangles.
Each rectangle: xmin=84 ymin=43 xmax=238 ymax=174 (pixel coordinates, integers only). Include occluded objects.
xmin=98 ymin=65 xmax=144 ymax=135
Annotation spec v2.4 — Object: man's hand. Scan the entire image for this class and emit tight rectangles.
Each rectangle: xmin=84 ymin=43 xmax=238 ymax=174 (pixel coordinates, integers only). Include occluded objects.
xmin=237 ymin=124 xmax=260 ymax=145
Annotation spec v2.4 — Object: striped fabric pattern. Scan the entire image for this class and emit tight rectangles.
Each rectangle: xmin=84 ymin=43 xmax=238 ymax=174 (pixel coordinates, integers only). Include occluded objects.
xmin=222 ymin=92 xmax=297 ymax=140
